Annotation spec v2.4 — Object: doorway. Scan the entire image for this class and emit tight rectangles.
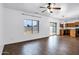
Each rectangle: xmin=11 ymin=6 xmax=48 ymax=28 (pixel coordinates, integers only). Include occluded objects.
xmin=49 ymin=22 xmax=57 ymax=35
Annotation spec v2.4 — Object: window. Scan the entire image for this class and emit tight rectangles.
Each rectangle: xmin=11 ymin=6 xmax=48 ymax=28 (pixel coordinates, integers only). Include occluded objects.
xmin=33 ymin=20 xmax=39 ymax=33
xmin=24 ymin=19 xmax=39 ymax=34
xmin=24 ymin=20 xmax=32 ymax=27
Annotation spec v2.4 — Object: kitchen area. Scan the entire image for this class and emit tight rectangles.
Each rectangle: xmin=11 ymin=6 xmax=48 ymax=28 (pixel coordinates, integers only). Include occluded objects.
xmin=60 ymin=21 xmax=79 ymax=37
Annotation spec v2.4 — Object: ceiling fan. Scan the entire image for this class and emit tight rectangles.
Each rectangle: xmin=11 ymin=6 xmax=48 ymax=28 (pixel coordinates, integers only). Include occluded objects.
xmin=40 ymin=3 xmax=61 ymax=13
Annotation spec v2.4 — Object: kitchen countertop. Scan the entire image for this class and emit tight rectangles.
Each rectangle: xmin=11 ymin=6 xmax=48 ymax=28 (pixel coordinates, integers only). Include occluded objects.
xmin=60 ymin=27 xmax=79 ymax=30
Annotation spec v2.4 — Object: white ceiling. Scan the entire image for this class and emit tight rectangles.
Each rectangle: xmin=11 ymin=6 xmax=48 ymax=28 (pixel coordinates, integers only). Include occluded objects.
xmin=3 ymin=3 xmax=79 ymax=20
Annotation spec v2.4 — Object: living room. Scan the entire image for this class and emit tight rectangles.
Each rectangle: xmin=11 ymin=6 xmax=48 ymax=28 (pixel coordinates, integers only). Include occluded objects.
xmin=0 ymin=3 xmax=79 ymax=55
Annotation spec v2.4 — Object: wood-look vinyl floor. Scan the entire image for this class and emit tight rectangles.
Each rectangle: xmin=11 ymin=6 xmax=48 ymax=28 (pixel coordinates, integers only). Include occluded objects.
xmin=2 ymin=36 xmax=79 ymax=55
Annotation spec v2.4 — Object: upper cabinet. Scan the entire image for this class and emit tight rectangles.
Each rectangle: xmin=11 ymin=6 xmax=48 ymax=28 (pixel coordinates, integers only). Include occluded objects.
xmin=65 ymin=23 xmax=75 ymax=27
xmin=60 ymin=24 xmax=64 ymax=28
xmin=65 ymin=21 xmax=79 ymax=27
xmin=75 ymin=22 xmax=79 ymax=27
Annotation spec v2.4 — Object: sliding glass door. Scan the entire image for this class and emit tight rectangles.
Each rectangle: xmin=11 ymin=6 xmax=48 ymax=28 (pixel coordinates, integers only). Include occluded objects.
xmin=49 ymin=22 xmax=57 ymax=35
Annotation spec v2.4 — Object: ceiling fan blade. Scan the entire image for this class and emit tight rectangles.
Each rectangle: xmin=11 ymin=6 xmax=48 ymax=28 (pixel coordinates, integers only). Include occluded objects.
xmin=41 ymin=10 xmax=47 ymax=12
xmin=48 ymin=3 xmax=51 ymax=6
xmin=40 ymin=6 xmax=46 ymax=8
xmin=53 ymin=8 xmax=61 ymax=10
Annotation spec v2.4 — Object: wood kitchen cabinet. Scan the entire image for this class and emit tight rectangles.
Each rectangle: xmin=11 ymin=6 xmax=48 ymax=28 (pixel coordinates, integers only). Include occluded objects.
xmin=60 ymin=29 xmax=64 ymax=36
xmin=60 ymin=24 xmax=64 ymax=28
xmin=65 ymin=23 xmax=75 ymax=27
xmin=60 ymin=21 xmax=79 ymax=37
xmin=70 ymin=29 xmax=76 ymax=37
xmin=75 ymin=22 xmax=79 ymax=25
xmin=60 ymin=29 xmax=76 ymax=37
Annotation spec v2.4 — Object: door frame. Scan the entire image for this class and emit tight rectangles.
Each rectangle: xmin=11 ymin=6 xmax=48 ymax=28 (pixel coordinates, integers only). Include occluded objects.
xmin=49 ymin=22 xmax=57 ymax=35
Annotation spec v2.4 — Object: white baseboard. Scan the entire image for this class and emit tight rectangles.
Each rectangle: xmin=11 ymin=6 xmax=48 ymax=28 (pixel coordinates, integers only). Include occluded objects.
xmin=0 ymin=45 xmax=4 ymax=55
xmin=4 ymin=35 xmax=49 ymax=45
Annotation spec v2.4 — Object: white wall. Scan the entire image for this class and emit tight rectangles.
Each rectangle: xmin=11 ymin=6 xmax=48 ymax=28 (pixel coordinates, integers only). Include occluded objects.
xmin=0 ymin=7 xmax=60 ymax=54
xmin=3 ymin=8 xmax=49 ymax=45
xmin=3 ymin=7 xmax=60 ymax=45
xmin=0 ymin=4 xmax=4 ymax=55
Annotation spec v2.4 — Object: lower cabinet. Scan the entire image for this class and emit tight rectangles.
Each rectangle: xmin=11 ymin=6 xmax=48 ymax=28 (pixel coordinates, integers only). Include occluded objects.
xmin=70 ymin=29 xmax=76 ymax=37
xmin=60 ymin=29 xmax=64 ymax=36
xmin=76 ymin=29 xmax=79 ymax=37
xmin=60 ymin=29 xmax=76 ymax=37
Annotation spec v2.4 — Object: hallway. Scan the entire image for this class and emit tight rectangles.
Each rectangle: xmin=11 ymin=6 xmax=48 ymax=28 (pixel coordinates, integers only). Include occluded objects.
xmin=2 ymin=36 xmax=79 ymax=55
